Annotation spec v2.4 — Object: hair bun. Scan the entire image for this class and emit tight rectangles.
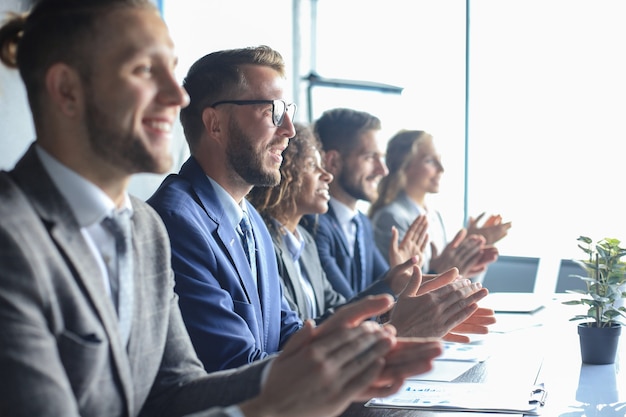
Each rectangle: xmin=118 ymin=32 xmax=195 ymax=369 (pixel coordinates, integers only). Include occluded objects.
xmin=0 ymin=12 xmax=27 ymax=68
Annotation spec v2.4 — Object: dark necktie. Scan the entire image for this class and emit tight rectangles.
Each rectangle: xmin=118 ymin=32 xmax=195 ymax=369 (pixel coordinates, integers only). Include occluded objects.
xmin=352 ymin=215 xmax=367 ymax=292
xmin=239 ymin=211 xmax=257 ymax=286
xmin=102 ymin=212 xmax=134 ymax=346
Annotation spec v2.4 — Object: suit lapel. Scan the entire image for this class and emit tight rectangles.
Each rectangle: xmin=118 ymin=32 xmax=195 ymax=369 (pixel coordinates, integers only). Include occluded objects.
xmin=327 ymin=205 xmax=351 ymax=256
xmin=11 ymin=145 xmax=135 ymax=415
xmin=299 ymin=226 xmax=324 ymax=312
xmin=179 ymin=159 xmax=263 ymax=332
xmin=270 ymin=225 xmax=312 ymax=317
xmin=247 ymin=202 xmax=293 ymax=351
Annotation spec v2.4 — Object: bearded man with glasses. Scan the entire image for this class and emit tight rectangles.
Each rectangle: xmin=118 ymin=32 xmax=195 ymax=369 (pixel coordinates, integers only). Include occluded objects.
xmin=147 ymin=46 xmax=304 ymax=373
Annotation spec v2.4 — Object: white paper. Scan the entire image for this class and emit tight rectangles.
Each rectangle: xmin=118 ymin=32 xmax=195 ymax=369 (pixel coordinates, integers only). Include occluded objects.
xmin=366 ymin=381 xmax=544 ymax=415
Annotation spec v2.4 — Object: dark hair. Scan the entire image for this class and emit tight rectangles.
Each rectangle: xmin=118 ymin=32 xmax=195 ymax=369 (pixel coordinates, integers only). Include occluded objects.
xmin=313 ymin=107 xmax=381 ymax=155
xmin=180 ymin=45 xmax=286 ymax=151
xmin=369 ymin=129 xmax=431 ymax=217
xmin=0 ymin=0 xmax=155 ymax=121
xmin=248 ymin=122 xmax=321 ymax=224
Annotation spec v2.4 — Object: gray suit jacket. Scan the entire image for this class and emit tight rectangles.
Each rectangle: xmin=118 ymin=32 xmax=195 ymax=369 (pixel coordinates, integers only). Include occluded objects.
xmin=370 ymin=191 xmax=425 ymax=264
xmin=0 ymin=145 xmax=266 ymax=417
xmin=269 ymin=223 xmax=346 ymax=323
xmin=370 ymin=192 xmax=487 ymax=283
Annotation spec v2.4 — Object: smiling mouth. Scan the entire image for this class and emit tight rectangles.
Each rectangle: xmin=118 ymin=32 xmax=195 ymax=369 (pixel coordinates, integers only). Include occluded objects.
xmin=316 ymin=189 xmax=330 ymax=199
xmin=145 ymin=120 xmax=172 ymax=133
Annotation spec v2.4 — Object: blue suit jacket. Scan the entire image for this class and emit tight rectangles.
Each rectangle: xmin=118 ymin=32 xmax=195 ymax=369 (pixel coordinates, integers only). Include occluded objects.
xmin=147 ymin=157 xmax=301 ymax=372
xmin=301 ymin=205 xmax=392 ymax=300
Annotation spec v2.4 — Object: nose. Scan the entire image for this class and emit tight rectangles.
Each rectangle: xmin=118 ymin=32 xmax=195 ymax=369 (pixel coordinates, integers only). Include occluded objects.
xmin=376 ymin=156 xmax=389 ymax=177
xmin=159 ymin=70 xmax=190 ymax=108
xmin=279 ymin=113 xmax=296 ymax=139
xmin=321 ymin=167 xmax=334 ymax=184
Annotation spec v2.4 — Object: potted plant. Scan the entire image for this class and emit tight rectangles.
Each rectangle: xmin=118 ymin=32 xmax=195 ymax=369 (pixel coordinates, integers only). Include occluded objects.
xmin=562 ymin=236 xmax=626 ymax=364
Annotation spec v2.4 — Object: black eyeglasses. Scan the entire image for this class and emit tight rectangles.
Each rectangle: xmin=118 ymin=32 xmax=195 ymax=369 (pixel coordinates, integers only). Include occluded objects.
xmin=210 ymin=99 xmax=297 ymax=127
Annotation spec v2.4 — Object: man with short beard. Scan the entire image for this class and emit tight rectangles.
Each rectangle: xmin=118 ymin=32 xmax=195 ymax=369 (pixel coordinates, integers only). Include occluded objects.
xmin=0 ymin=4 xmax=445 ymax=417
xmin=147 ymin=46 xmax=304 ymax=372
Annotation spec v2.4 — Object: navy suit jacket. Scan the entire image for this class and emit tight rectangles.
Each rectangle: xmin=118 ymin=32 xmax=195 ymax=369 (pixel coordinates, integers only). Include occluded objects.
xmin=301 ymin=205 xmax=392 ymax=300
xmin=147 ymin=157 xmax=301 ymax=372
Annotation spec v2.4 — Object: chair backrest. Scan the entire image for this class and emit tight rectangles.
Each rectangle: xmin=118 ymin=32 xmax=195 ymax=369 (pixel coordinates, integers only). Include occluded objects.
xmin=555 ymin=258 xmax=588 ymax=293
xmin=481 ymin=255 xmax=541 ymax=293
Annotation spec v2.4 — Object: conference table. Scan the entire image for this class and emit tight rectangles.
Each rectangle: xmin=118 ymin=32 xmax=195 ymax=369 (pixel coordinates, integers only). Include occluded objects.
xmin=340 ymin=294 xmax=626 ymax=416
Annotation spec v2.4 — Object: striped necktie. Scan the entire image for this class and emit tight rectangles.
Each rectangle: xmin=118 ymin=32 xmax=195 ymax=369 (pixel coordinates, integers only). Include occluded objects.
xmin=101 ymin=211 xmax=134 ymax=346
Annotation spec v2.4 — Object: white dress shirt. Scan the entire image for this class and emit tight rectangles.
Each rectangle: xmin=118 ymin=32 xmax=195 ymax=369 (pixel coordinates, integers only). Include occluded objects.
xmin=328 ymin=197 xmax=359 ymax=256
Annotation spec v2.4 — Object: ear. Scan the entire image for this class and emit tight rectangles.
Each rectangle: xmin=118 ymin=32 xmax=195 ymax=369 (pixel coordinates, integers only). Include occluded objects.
xmin=45 ymin=63 xmax=83 ymax=117
xmin=202 ymin=106 xmax=223 ymax=138
xmin=323 ymin=149 xmax=343 ymax=176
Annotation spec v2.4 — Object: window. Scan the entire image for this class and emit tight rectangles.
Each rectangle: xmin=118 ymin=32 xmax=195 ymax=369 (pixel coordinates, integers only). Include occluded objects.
xmin=163 ymin=0 xmax=626 ymax=263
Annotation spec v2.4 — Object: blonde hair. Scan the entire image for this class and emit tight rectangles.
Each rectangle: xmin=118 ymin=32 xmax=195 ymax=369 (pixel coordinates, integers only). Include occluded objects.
xmin=369 ymin=130 xmax=432 ymax=216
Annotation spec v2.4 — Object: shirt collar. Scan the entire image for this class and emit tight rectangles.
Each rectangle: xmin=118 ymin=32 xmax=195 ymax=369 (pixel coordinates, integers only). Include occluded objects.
xmin=329 ymin=197 xmax=358 ymax=226
xmin=35 ymin=145 xmax=132 ymax=228
xmin=272 ymin=218 xmax=304 ymax=261
xmin=205 ymin=175 xmax=244 ymax=230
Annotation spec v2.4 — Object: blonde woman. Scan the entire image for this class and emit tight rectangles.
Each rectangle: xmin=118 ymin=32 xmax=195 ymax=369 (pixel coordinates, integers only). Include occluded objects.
xmin=370 ymin=130 xmax=509 ymax=281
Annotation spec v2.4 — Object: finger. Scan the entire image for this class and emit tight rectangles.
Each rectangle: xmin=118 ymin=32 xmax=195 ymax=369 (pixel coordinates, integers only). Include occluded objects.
xmin=462 ymin=315 xmax=497 ymax=326
xmin=463 ymin=286 xmax=489 ymax=305
xmin=340 ymin=358 xmax=387 ymax=402
xmin=383 ymin=339 xmax=443 ymax=368
xmin=358 ymin=380 xmax=406 ymax=401
xmin=471 ymin=212 xmax=485 ymax=226
xmin=455 ymin=242 xmax=483 ymax=266
xmin=483 ymin=214 xmax=498 ymax=227
xmin=472 ymin=307 xmax=495 ymax=317
xmin=417 ymin=267 xmax=459 ymax=294
xmin=430 ymin=241 xmax=439 ymax=258
xmin=452 ymin=322 xmax=491 ymax=334
xmin=446 ymin=289 xmax=489 ymax=324
xmin=381 ymin=323 xmax=398 ymax=337
xmin=335 ymin=335 xmax=395 ymax=390
xmin=319 ymin=294 xmax=395 ymax=332
xmin=369 ymin=339 xmax=443 ymax=389
xmin=449 ymin=228 xmax=467 ymax=249
xmin=407 ymin=215 xmax=427 ymax=240
xmin=433 ymin=282 xmax=486 ymax=322
xmin=321 ymin=322 xmax=394 ymax=369
xmin=398 ymin=264 xmax=422 ymax=298
xmin=419 ymin=232 xmax=429 ymax=253
xmin=389 ymin=226 xmax=399 ymax=255
xmin=443 ymin=332 xmax=471 ymax=343
xmin=280 ymin=320 xmax=316 ymax=356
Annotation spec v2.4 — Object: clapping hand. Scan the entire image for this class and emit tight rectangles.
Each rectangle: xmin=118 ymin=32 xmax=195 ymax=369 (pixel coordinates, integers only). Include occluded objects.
xmin=467 ymin=212 xmax=512 ymax=245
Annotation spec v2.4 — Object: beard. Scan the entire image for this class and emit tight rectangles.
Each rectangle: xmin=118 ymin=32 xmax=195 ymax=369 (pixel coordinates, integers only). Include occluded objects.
xmin=336 ymin=168 xmax=377 ymax=203
xmin=83 ymin=93 xmax=171 ymax=175
xmin=226 ymin=117 xmax=280 ymax=187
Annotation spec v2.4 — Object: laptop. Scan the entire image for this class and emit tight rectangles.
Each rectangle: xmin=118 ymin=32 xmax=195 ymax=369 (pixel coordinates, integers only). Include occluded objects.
xmin=481 ymin=292 xmax=545 ymax=314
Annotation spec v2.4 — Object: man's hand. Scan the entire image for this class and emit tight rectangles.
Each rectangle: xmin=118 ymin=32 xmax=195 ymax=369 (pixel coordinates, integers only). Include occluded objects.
xmin=382 ymin=255 xmax=423 ymax=296
xmin=443 ymin=307 xmax=496 ymax=343
xmin=466 ymin=245 xmax=499 ymax=277
xmin=387 ymin=266 xmax=491 ymax=339
xmin=429 ymin=229 xmax=498 ymax=279
xmin=240 ymin=295 xmax=442 ymax=417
